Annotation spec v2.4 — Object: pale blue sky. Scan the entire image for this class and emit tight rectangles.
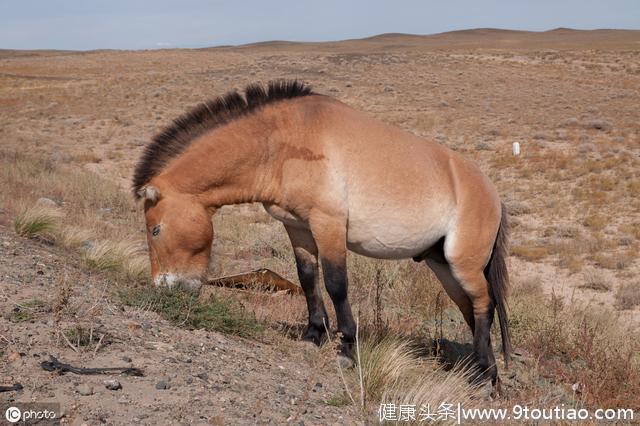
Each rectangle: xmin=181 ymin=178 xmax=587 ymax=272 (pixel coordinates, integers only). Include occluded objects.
xmin=1 ymin=0 xmax=638 ymax=50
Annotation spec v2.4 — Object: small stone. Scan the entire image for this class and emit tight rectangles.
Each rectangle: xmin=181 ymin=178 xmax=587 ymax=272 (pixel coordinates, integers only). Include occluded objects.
xmin=478 ymin=381 xmax=494 ymax=401
xmin=195 ymin=372 xmax=209 ymax=381
xmin=121 ymin=356 xmax=132 ymax=363
xmin=560 ymin=117 xmax=579 ymax=127
xmin=76 ymin=384 xmax=93 ymax=396
xmin=6 ymin=349 xmax=22 ymax=364
xmin=276 ymin=384 xmax=286 ymax=394
xmin=36 ymin=198 xmax=58 ymax=207
xmin=155 ymin=380 xmax=170 ymax=390
xmin=104 ymin=379 xmax=122 ymax=390
xmin=585 ymin=119 xmax=612 ymax=131
xmin=337 ymin=355 xmax=355 ymax=369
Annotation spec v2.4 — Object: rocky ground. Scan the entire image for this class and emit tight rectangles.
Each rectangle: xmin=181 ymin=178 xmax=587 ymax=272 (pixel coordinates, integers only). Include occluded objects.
xmin=0 ymin=224 xmax=358 ymax=425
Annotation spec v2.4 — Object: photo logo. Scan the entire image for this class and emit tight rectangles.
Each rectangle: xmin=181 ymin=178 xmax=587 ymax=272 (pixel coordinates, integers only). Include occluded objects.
xmin=5 ymin=406 xmax=21 ymax=423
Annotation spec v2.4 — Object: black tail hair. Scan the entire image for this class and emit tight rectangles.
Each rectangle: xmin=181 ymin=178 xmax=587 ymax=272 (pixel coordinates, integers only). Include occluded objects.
xmin=484 ymin=203 xmax=512 ymax=367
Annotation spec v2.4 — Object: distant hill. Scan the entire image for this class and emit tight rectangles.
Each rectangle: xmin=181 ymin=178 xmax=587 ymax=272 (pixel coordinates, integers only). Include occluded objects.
xmin=3 ymin=28 xmax=639 ymax=54
xmin=232 ymin=28 xmax=640 ymax=52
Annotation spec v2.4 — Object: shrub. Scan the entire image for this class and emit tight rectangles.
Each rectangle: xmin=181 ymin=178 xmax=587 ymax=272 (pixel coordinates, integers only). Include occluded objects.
xmin=614 ymin=283 xmax=640 ymax=310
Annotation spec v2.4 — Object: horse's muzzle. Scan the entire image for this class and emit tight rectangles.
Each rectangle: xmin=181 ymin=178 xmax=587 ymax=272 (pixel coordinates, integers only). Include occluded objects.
xmin=154 ymin=273 xmax=202 ymax=293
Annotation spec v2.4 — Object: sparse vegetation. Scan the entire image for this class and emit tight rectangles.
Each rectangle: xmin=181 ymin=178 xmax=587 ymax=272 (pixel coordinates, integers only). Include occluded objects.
xmin=9 ymin=299 xmax=47 ymax=323
xmin=511 ymin=244 xmax=549 ymax=261
xmin=614 ymin=283 xmax=640 ymax=310
xmin=1 ymin=38 xmax=640 ymax=422
xmin=119 ymin=286 xmax=263 ymax=338
xmin=326 ymin=393 xmax=352 ymax=407
xmin=64 ymin=325 xmax=103 ymax=348
xmin=509 ymin=280 xmax=640 ymax=408
xmin=579 ymin=270 xmax=610 ymax=292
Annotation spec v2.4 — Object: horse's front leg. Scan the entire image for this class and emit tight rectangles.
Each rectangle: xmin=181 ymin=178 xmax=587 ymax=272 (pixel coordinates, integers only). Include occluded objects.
xmin=309 ymin=212 xmax=356 ymax=368
xmin=284 ymin=225 xmax=329 ymax=345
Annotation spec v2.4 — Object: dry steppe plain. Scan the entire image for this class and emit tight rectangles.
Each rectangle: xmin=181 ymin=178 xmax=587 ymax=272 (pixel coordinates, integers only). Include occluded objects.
xmin=1 ymin=28 xmax=639 ymax=424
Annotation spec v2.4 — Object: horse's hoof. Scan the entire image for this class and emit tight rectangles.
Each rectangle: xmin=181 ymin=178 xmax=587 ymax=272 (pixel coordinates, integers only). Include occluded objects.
xmin=301 ymin=334 xmax=322 ymax=347
xmin=478 ymin=380 xmax=495 ymax=401
xmin=337 ymin=354 xmax=355 ymax=369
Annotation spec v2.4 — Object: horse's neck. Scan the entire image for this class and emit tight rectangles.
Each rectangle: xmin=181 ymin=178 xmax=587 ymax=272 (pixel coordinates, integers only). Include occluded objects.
xmin=158 ymin=117 xmax=283 ymax=208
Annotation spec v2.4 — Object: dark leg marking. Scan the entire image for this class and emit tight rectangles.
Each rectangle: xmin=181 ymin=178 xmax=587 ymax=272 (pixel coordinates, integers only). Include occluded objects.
xmin=322 ymin=260 xmax=356 ymax=362
xmin=284 ymin=226 xmax=329 ymax=346
xmin=472 ymin=302 xmax=498 ymax=385
xmin=295 ymin=253 xmax=329 ymax=345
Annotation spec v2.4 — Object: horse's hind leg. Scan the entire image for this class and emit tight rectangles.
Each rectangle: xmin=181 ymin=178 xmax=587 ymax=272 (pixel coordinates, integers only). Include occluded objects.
xmin=461 ymin=271 xmax=497 ymax=384
xmin=446 ymin=258 xmax=498 ymax=384
xmin=424 ymin=259 xmax=475 ymax=332
xmin=426 ymin=230 xmax=498 ymax=384
xmin=284 ymin=225 xmax=329 ymax=346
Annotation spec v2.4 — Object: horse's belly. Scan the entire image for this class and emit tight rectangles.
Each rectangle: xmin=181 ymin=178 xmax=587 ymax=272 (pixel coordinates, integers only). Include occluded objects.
xmin=346 ymin=210 xmax=450 ymax=260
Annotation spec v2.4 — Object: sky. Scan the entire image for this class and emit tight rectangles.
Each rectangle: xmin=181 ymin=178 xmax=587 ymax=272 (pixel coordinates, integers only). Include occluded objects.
xmin=1 ymin=0 xmax=639 ymax=50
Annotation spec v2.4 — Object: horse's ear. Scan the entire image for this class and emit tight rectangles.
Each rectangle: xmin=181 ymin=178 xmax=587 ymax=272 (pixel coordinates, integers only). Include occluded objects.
xmin=138 ymin=185 xmax=161 ymax=203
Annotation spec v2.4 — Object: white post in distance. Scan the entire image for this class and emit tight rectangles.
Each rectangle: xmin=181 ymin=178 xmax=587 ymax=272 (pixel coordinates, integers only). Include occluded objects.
xmin=512 ymin=141 xmax=521 ymax=156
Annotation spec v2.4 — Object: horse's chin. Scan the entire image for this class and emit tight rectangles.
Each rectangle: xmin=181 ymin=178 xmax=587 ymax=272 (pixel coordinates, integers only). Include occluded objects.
xmin=154 ymin=273 xmax=202 ymax=293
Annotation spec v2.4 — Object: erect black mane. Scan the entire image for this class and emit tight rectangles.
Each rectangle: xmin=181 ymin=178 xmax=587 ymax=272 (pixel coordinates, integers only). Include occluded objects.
xmin=132 ymin=80 xmax=314 ymax=198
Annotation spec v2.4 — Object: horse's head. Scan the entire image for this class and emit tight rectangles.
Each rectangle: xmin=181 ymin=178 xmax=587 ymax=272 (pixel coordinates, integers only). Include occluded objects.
xmin=138 ymin=185 xmax=213 ymax=292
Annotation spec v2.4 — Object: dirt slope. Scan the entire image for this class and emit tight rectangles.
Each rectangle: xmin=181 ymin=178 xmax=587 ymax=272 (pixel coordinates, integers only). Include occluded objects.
xmin=0 ymin=224 xmax=358 ymax=425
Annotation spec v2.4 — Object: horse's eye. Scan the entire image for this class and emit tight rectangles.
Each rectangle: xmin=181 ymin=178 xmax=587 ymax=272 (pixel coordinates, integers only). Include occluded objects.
xmin=151 ymin=224 xmax=161 ymax=237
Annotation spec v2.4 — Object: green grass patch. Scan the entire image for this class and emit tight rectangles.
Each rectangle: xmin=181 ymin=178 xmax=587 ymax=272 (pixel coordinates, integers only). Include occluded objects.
xmin=10 ymin=310 xmax=33 ymax=323
xmin=64 ymin=326 xmax=104 ymax=347
xmin=326 ymin=393 xmax=352 ymax=407
xmin=9 ymin=299 xmax=48 ymax=323
xmin=22 ymin=299 xmax=46 ymax=309
xmin=119 ymin=286 xmax=263 ymax=338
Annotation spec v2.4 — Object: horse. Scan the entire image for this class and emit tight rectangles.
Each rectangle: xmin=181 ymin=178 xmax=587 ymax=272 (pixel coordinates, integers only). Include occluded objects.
xmin=132 ymin=80 xmax=511 ymax=385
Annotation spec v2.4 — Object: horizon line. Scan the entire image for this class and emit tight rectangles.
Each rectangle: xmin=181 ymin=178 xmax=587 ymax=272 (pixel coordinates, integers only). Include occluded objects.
xmin=1 ymin=26 xmax=638 ymax=53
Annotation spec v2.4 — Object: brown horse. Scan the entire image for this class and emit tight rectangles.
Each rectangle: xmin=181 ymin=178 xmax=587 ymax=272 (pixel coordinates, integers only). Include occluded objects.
xmin=133 ymin=80 xmax=511 ymax=384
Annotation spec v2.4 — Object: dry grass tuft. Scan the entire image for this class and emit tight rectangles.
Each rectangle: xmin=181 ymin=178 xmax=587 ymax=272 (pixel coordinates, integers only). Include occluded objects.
xmin=379 ymin=364 xmax=479 ymax=424
xmin=14 ymin=203 xmax=62 ymax=239
xmin=358 ymin=337 xmax=420 ymax=402
xmin=56 ymin=226 xmax=95 ymax=249
xmin=579 ymin=270 xmax=610 ymax=292
xmin=614 ymin=283 xmax=640 ymax=310
xmin=83 ymin=240 xmax=149 ymax=281
xmin=511 ymin=245 xmax=549 ymax=261
xmin=341 ymin=335 xmax=480 ymax=421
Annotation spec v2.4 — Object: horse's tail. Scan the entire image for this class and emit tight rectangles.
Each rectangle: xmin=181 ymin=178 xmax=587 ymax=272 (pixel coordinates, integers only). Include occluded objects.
xmin=484 ymin=202 xmax=512 ymax=367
